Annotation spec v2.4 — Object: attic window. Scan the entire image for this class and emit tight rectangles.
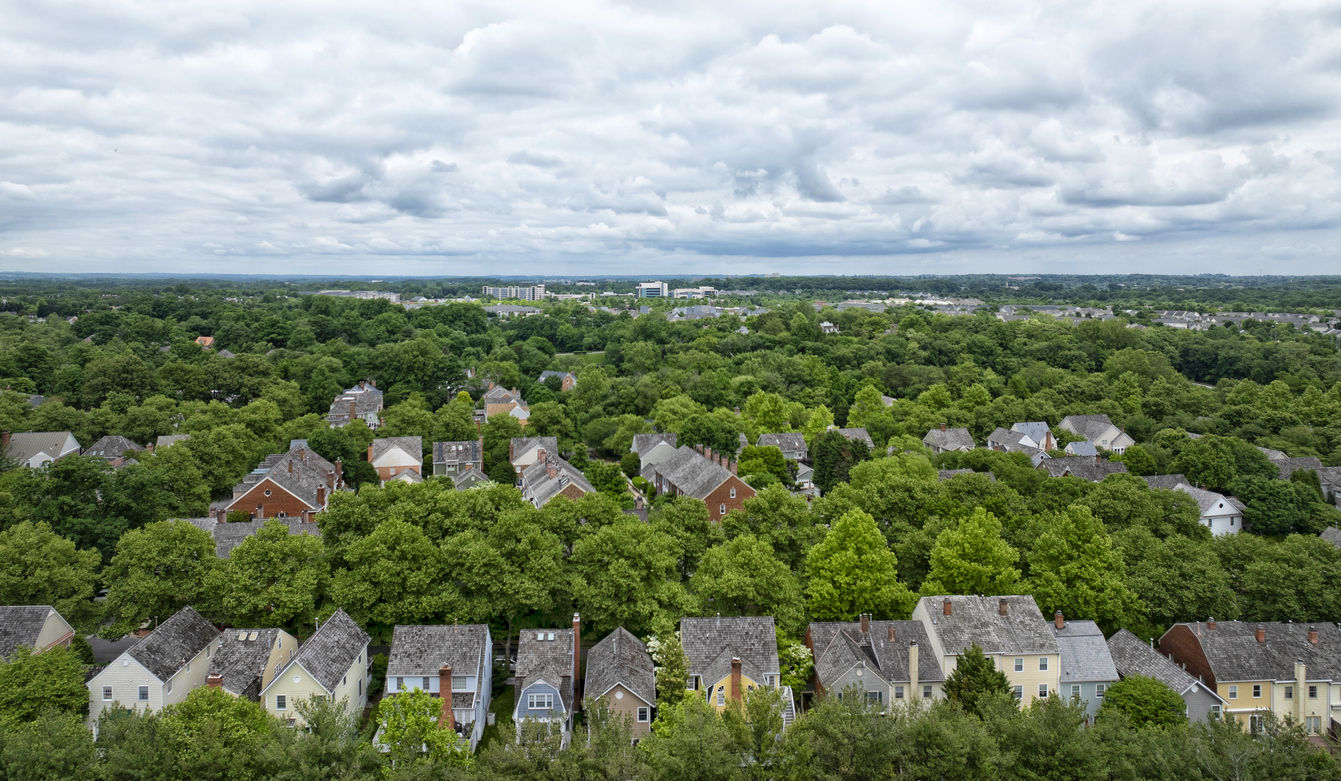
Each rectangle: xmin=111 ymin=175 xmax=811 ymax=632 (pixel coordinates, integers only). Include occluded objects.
xmin=248 ymin=631 xmax=258 ymax=641
xmin=237 ymin=631 xmax=247 ymax=641
xmin=264 ymin=490 xmax=272 ymax=496
xmin=547 ymin=632 xmax=555 ymax=641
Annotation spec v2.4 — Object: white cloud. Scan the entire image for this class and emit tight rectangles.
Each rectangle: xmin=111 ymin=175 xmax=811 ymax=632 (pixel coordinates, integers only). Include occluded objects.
xmin=0 ymin=0 xmax=1340 ymax=274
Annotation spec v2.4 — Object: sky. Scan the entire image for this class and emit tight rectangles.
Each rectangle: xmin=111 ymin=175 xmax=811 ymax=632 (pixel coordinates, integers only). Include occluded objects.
xmin=3 ymin=0 xmax=1341 ymax=277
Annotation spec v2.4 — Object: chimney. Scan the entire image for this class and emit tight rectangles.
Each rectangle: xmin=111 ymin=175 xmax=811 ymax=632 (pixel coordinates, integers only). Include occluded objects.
xmin=1255 ymin=625 xmax=1266 ymax=643
xmin=572 ymin=614 xmax=582 ymax=709
xmin=369 ymin=379 xmax=376 ymax=388
xmin=943 ymin=598 xmax=952 ymax=617
xmin=1309 ymin=627 xmax=1319 ymax=645
xmin=288 ymin=460 xmax=293 ymax=474
xmin=317 ymin=485 xmax=325 ymax=506
xmin=367 ymin=443 xmax=374 ymax=462
xmin=1 ymin=431 xmax=10 ymax=449
xmin=1054 ymin=611 xmax=1064 ymax=629
xmin=940 ymin=423 xmax=947 ymax=431
xmin=334 ymin=459 xmax=343 ymax=485
xmin=349 ymin=400 xmax=357 ymax=421
xmin=1208 ymin=617 xmax=1216 ymax=630
xmin=705 ymin=447 xmax=713 ymax=462
xmin=439 ymin=665 xmax=455 ymax=730
xmin=860 ymin=613 xmax=869 ymax=633
xmin=909 ymin=642 xmax=919 ymax=700
xmin=887 ymin=625 xmax=896 ymax=643
xmin=730 ymin=657 xmax=742 ymax=702
xmin=729 ymin=460 xmax=737 ymax=475
xmin=547 ymin=460 xmax=558 ymax=480
xmin=1095 ymin=453 xmax=1101 ymax=466
xmin=999 ymin=598 xmax=1008 ymax=617
xmin=695 ymin=444 xmax=704 ymax=454
xmin=206 ymin=674 xmax=222 ymax=689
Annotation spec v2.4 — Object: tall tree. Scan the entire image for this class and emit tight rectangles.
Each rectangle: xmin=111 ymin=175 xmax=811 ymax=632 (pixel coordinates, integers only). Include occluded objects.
xmin=206 ymin=520 xmax=326 ymax=628
xmin=572 ymin=519 xmax=690 ymax=636
xmin=689 ymin=535 xmax=806 ymax=638
xmin=101 ymin=520 xmax=219 ymax=638
xmin=943 ymin=643 xmax=1013 ymax=717
xmin=920 ymin=507 xmax=1022 ymax=597
xmin=805 ymin=509 xmax=915 ymax=620
xmin=1027 ymin=505 xmax=1145 ymax=634
xmin=1098 ymin=675 xmax=1187 ymax=729
xmin=329 ymin=518 xmax=449 ymax=630
xmin=0 ymin=521 xmax=100 ymax=629
xmin=0 ymin=647 xmax=88 ymax=729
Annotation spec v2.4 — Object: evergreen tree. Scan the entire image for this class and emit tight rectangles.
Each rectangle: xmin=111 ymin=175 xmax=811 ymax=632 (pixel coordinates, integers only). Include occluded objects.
xmin=943 ymin=643 xmax=1012 ymax=716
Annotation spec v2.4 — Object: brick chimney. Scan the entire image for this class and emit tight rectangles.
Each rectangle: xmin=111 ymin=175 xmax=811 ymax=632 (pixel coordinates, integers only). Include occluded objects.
xmin=288 ymin=459 xmax=293 ymax=474
xmin=206 ymin=674 xmax=223 ymax=689
xmin=317 ymin=485 xmax=325 ymax=506
xmin=1256 ymin=625 xmax=1266 ymax=643
xmin=860 ymin=613 xmax=869 ymax=633
xmin=730 ymin=657 xmax=742 ymax=702
xmin=999 ymin=598 xmax=1008 ymax=617
xmin=439 ymin=665 xmax=455 ymax=730
xmin=334 ymin=459 xmax=343 ymax=485
xmin=1207 ymin=617 xmax=1216 ymax=630
xmin=1054 ymin=611 xmax=1064 ymax=629
xmin=940 ymin=423 xmax=946 ymax=431
xmin=695 ymin=444 xmax=704 ymax=454
xmin=349 ymin=400 xmax=357 ymax=421
xmin=572 ymin=613 xmax=582 ymax=709
xmin=1095 ymin=453 xmax=1102 ymax=466
xmin=367 ymin=443 xmax=374 ymax=461
xmin=909 ymin=642 xmax=919 ymax=699
xmin=1 ymin=431 xmax=10 ymax=449
xmin=547 ymin=459 xmax=558 ymax=480
xmin=729 ymin=460 xmax=737 ymax=475
xmin=1309 ymin=627 xmax=1319 ymax=645
xmin=369 ymin=378 xmax=375 ymax=388
xmin=887 ymin=625 xmax=896 ymax=643
xmin=943 ymin=598 xmax=952 ymax=617
xmin=704 ymin=447 xmax=713 ymax=462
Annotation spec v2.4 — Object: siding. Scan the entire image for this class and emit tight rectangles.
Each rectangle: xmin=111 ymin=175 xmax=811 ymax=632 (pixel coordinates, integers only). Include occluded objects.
xmin=261 ymin=647 xmax=368 ymax=727
xmin=939 ymin=652 xmax=1060 ymax=704
xmin=597 ymin=682 xmax=653 ymax=739
xmin=516 ymin=681 xmax=565 ymax=719
xmin=35 ymin=614 xmax=75 ymax=651
xmin=88 ymin=637 xmax=219 ymax=728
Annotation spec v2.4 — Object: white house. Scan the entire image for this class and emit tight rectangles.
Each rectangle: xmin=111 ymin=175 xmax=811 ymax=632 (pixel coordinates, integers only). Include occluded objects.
xmin=1059 ymin=415 xmax=1134 ymax=454
xmin=86 ymin=607 xmax=220 ymax=730
xmin=259 ymin=609 xmax=370 ymax=727
xmin=3 ymin=431 xmax=81 ymax=468
xmin=385 ymin=624 xmax=494 ymax=751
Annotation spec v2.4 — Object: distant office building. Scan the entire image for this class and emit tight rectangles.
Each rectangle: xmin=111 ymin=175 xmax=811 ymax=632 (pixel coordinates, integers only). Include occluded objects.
xmin=635 ymin=282 xmax=669 ymax=298
xmin=482 ymin=285 xmax=545 ymax=301
xmin=673 ymin=286 xmax=717 ymax=299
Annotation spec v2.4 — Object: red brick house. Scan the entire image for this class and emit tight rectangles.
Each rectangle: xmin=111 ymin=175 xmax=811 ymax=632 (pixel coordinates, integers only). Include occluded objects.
xmin=219 ymin=440 xmax=343 ymax=523
xmin=521 ymin=454 xmax=596 ymax=508
xmin=650 ymin=445 xmax=754 ymax=521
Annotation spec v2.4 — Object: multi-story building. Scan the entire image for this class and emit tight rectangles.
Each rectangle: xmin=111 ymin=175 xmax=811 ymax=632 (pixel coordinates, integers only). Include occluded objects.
xmin=635 ymin=282 xmax=669 ymax=299
xmin=385 ymin=624 xmax=494 ymax=750
xmin=807 ymin=614 xmax=944 ymax=709
xmin=914 ymin=595 xmax=1060 ymax=705
xmin=681 ymin=616 xmax=795 ymax=724
xmin=482 ymin=284 xmax=545 ymax=301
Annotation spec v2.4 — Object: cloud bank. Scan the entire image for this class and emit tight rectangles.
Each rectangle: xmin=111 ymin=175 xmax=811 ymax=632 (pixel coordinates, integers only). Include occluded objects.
xmin=2 ymin=0 xmax=1340 ymax=275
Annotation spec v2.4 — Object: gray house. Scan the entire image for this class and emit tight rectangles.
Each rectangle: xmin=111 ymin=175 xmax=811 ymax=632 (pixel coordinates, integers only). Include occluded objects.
xmin=922 ymin=426 xmax=974 ymax=454
xmin=206 ymin=627 xmax=298 ymax=701
xmin=584 ymin=627 xmax=656 ymax=742
xmin=1106 ymin=629 xmax=1226 ymax=723
xmin=756 ymin=433 xmax=807 ymax=462
xmin=1048 ymin=613 xmax=1118 ymax=724
xmin=807 ymin=615 xmax=945 ymax=709
xmin=84 ymin=435 xmax=145 ymax=463
xmin=513 ymin=615 xmax=580 ymax=745
xmin=386 ymin=624 xmax=494 ymax=750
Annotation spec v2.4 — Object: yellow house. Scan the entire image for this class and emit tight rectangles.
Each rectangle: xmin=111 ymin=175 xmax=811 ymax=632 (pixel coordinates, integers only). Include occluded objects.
xmin=680 ymin=616 xmax=796 ymax=725
xmin=206 ymin=627 xmax=299 ymax=701
xmin=914 ymin=596 xmax=1061 ymax=705
xmin=259 ymin=610 xmax=370 ymax=727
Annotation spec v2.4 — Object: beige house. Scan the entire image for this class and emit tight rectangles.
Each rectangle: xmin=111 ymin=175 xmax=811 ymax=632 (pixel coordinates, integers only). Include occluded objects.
xmin=86 ymin=607 xmax=221 ymax=730
xmin=1059 ymin=415 xmax=1134 ymax=454
xmin=207 ymin=627 xmax=299 ymax=701
xmin=584 ymin=627 xmax=656 ymax=741
xmin=259 ymin=609 xmax=370 ymax=727
xmin=914 ymin=595 xmax=1060 ymax=705
xmin=0 ymin=605 xmax=76 ymax=659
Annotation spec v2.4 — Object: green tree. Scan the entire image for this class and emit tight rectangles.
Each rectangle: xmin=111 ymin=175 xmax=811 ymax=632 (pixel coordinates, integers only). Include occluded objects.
xmin=921 ymin=507 xmax=1022 ymax=597
xmin=483 ymin=413 xmax=524 ymax=484
xmin=805 ymin=509 xmax=915 ymax=620
xmin=1098 ymin=674 xmax=1187 ymax=729
xmin=584 ymin=460 xmax=632 ymax=508
xmin=159 ymin=686 xmax=277 ymax=780
xmin=434 ymin=391 xmax=479 ymax=443
xmin=784 ymin=682 xmax=898 ymax=781
xmin=134 ymin=444 xmax=212 ymax=518
xmin=0 ymin=646 xmax=88 ymax=729
xmin=689 ymin=535 xmax=805 ymax=638
xmin=101 ymin=520 xmax=219 ymax=638
xmin=812 ymin=430 xmax=867 ymax=495
xmin=207 ymin=520 xmax=326 ymax=627
xmin=377 ymin=688 xmax=473 ymax=769
xmin=0 ymin=521 xmax=100 ymax=629
xmin=721 ymin=485 xmax=821 ymax=573
xmin=1027 ymin=505 xmax=1145 ymax=634
xmin=1 ymin=710 xmax=99 ymax=781
xmin=572 ymin=519 xmax=689 ymax=636
xmin=649 ymin=616 xmax=692 ymax=712
xmin=943 ymin=643 xmax=1013 ymax=717
xmin=1227 ymin=475 xmax=1320 ymax=535
xmin=652 ymin=497 xmax=726 ymax=580
xmin=645 ymin=696 xmax=745 ymax=781
xmin=329 ymin=518 xmax=448 ymax=630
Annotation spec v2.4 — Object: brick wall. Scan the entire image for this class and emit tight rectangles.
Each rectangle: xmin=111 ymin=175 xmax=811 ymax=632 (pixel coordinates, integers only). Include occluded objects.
xmin=702 ymin=476 xmax=755 ymax=521
xmin=1159 ymin=625 xmax=1216 ymax=687
xmin=230 ymin=479 xmax=316 ymax=521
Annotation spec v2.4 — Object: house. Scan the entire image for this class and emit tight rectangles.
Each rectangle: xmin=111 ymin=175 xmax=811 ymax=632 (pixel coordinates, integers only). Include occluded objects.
xmin=521 ymin=455 xmax=597 ymax=508
xmin=1037 ymin=456 xmax=1128 ymax=483
xmin=1322 ymin=527 xmax=1341 ymax=548
xmin=1059 ymin=415 xmax=1134 ymax=454
xmin=0 ymin=606 xmax=75 ymax=659
xmin=369 ymin=437 xmax=423 ymax=484
xmin=1142 ymin=473 xmax=1189 ymax=490
xmin=1106 ymin=629 xmax=1226 ymax=723
xmin=510 ymin=437 xmax=559 ymax=482
xmin=452 ymin=466 xmax=492 ymax=490
xmin=1257 ymin=446 xmax=1289 ymax=460
xmin=260 ymin=609 xmax=370 ymax=727
xmin=922 ymin=425 xmax=974 ymax=454
xmin=206 ymin=628 xmax=299 ymax=701
xmin=484 ymin=304 xmax=542 ymax=318
xmin=155 ymin=434 xmax=191 ymax=450
xmin=1047 ymin=613 xmax=1118 ymax=724
xmin=1011 ymin=422 xmax=1056 ymax=452
xmin=1139 ymin=476 xmax=1244 ymax=535
xmin=806 ymin=614 xmax=945 ymax=710
xmin=633 ymin=434 xmax=679 ymax=476
xmin=837 ymin=428 xmax=874 ymax=451
xmin=327 ymin=381 xmax=384 ymax=429
xmin=794 ymin=463 xmax=817 ymax=496
xmin=219 ymin=441 xmax=342 ymax=523
xmin=985 ymin=427 xmax=1049 ymax=466
xmin=433 ymin=440 xmax=484 ymax=480
xmin=937 ymin=468 xmax=995 ymax=482
xmin=881 ymin=395 xmax=897 ymax=407
xmin=2 ymin=431 xmax=81 ymax=468
xmin=480 ymin=385 xmax=530 ymax=425
xmin=386 ymin=624 xmax=494 ymax=750
xmin=538 ymin=371 xmax=578 ymax=392
xmin=584 ymin=627 xmax=656 ymax=741
xmin=756 ymin=433 xmax=807 ymax=462
xmin=1159 ymin=619 xmax=1341 ymax=737
xmin=86 ymin=607 xmax=221 ymax=728
xmin=632 ymin=433 xmax=677 ymax=458
xmin=1273 ymin=457 xmax=1339 ymax=501
xmin=513 ymin=615 xmax=581 ymax=745
xmin=650 ymin=445 xmax=755 ymax=521
xmin=913 ymin=595 xmax=1060 ymax=705
xmin=185 ymin=517 xmax=322 ymax=558
xmin=819 ymin=321 xmax=840 ymax=334
xmin=84 ymin=435 xmax=144 ymax=463
xmin=1064 ymin=441 xmax=1098 ymax=457
xmin=681 ymin=616 xmax=795 ymax=724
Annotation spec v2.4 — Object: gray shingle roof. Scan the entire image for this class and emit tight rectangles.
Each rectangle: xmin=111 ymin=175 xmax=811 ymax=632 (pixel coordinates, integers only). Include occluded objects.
xmin=522 ymin=455 xmax=596 ymax=507
xmin=809 ymin=620 xmax=945 ymax=692
xmin=538 ymin=370 xmax=576 ymax=384
xmin=1061 ymin=414 xmax=1117 ymax=442
xmin=1065 ymin=441 xmax=1098 ymax=457
xmin=987 ymin=427 xmax=1027 ymax=449
xmin=287 ymin=609 xmax=369 ymax=693
xmin=155 ymin=434 xmax=191 ymax=449
xmin=584 ymin=627 xmax=655 ymax=707
xmin=1038 ymin=457 xmax=1128 ymax=482
xmin=756 ymin=433 xmax=807 ymax=454
xmin=1107 ymin=629 xmax=1206 ymax=696
xmin=515 ymin=627 xmax=576 ymax=710
xmin=1176 ymin=485 xmax=1242 ymax=515
xmin=0 ymin=606 xmax=63 ymax=659
xmin=208 ymin=628 xmax=283 ymax=699
xmin=631 ymin=433 xmax=676 ymax=456
xmin=387 ymin=624 xmax=490 ymax=712
xmin=433 ymin=440 xmax=482 ymax=464
xmin=937 ymin=468 xmax=995 ymax=482
xmin=837 ymin=428 xmax=874 ymax=449
xmin=371 ymin=437 xmax=422 ymax=462
xmin=1012 ymin=422 xmax=1052 ymax=447
xmin=1050 ymin=620 xmax=1119 ymax=683
xmin=919 ymin=596 xmax=1058 ymax=656
xmin=680 ymin=616 xmax=779 ymax=680
xmin=511 ymin=437 xmax=559 ymax=463
xmin=1321 ymin=527 xmax=1341 ymax=548
xmin=1168 ymin=620 xmax=1341 ymax=683
xmin=228 ymin=443 xmax=339 ymax=510
xmin=127 ymin=606 xmax=219 ymax=682
xmin=4 ymin=432 xmax=79 ymax=464
xmin=1257 ymin=446 xmax=1288 ymax=460
xmin=192 ymin=518 xmax=322 ymax=558
xmin=1143 ymin=474 xmax=1190 ymax=490
xmin=85 ymin=435 xmax=144 ymax=460
xmin=653 ymin=446 xmax=738 ymax=501
xmin=923 ymin=427 xmax=975 ymax=451
xmin=1274 ymin=456 xmax=1324 ymax=480
xmin=327 ymin=383 xmax=383 ymax=423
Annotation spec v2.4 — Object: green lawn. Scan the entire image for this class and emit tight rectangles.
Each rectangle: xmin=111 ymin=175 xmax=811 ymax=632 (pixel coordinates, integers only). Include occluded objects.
xmin=475 ymin=686 xmax=514 ymax=754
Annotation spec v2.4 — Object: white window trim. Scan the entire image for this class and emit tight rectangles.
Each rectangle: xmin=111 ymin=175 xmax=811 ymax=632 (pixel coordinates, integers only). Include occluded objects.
xmin=276 ymin=694 xmax=287 ymax=710
xmin=102 ymin=686 xmax=113 ymax=701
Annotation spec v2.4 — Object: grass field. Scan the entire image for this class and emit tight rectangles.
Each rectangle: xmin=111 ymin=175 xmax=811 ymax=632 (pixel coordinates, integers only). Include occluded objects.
xmin=475 ymin=686 xmax=514 ymax=754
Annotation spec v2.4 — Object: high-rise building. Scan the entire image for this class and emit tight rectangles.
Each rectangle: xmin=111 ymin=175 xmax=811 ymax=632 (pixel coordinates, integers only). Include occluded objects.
xmin=482 ymin=284 xmax=545 ymax=301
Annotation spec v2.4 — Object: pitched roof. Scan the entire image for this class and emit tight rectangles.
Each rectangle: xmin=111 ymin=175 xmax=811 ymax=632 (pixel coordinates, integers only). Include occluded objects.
xmin=1257 ymin=446 xmax=1288 ymax=460
xmin=585 ymin=627 xmax=656 ymax=707
xmin=522 ymin=455 xmax=596 ymax=507
xmin=1274 ymin=456 xmax=1324 ymax=480
xmin=1143 ymin=474 xmax=1190 ymax=491
xmin=680 ymin=616 xmax=779 ymax=679
xmin=1038 ymin=456 xmax=1128 ymax=482
xmin=1107 ymin=629 xmax=1211 ymax=697
xmin=652 ymin=446 xmax=737 ymax=501
xmin=433 ymin=440 xmax=482 ymax=463
xmin=4 ymin=432 xmax=79 ymax=464
xmin=515 ymin=627 xmax=575 ymax=710
xmin=1061 ymin=414 xmax=1118 ymax=442
xmin=918 ymin=596 xmax=1058 ymax=656
xmin=538 ymin=370 xmax=576 ymax=383
xmin=757 ymin=433 xmax=807 ymax=453
xmin=922 ymin=427 xmax=975 ymax=451
xmin=286 ymin=609 xmax=369 ymax=693
xmin=1321 ymin=527 xmax=1341 ymax=548
xmin=228 ymin=443 xmax=338 ymax=511
xmin=327 ymin=383 xmax=383 ymax=422
xmin=85 ymin=435 xmax=144 ymax=460
xmin=0 ymin=606 xmax=64 ymax=659
xmin=127 ymin=606 xmax=219 ymax=681
xmin=511 ymin=437 xmax=558 ymax=463
xmin=370 ymin=437 xmax=421 ymax=463
xmin=208 ymin=628 xmax=284 ymax=699
xmin=937 ymin=468 xmax=996 ymax=482
xmin=837 ymin=428 xmax=874 ymax=449
xmin=452 ymin=465 xmax=491 ymax=489
xmin=1065 ymin=441 xmax=1098 ymax=457
xmin=1175 ymin=485 xmax=1242 ymax=515
xmin=1050 ymin=620 xmax=1119 ymax=683
xmin=203 ymin=517 xmax=322 ymax=558
xmin=387 ymin=624 xmax=490 ymax=677
xmin=1167 ymin=620 xmax=1341 ymax=682
xmin=809 ymin=620 xmax=945 ymax=692
xmin=987 ymin=427 xmax=1028 ymax=449
xmin=155 ymin=434 xmax=191 ymax=449
xmin=631 ymin=433 xmax=677 ymax=456
xmin=1012 ymin=422 xmax=1052 ymax=447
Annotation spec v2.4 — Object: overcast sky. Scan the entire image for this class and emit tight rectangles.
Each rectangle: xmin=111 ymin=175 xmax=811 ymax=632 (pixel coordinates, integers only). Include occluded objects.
xmin=3 ymin=0 xmax=1340 ymax=277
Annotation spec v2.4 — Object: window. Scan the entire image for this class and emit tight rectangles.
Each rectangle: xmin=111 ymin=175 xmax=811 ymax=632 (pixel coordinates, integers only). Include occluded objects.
xmin=923 ymin=685 xmax=932 ymax=699
xmin=423 ymin=676 xmax=431 ymax=691
xmin=276 ymin=695 xmax=287 ymax=710
xmin=453 ymin=676 xmax=467 ymax=690
xmin=138 ymin=686 xmax=149 ymax=702
xmin=730 ymin=488 xmax=736 ymax=499
xmin=1014 ymin=658 xmax=1023 ymax=672
xmin=395 ymin=677 xmax=403 ymax=692
xmin=866 ymin=691 xmax=883 ymax=704
xmin=1012 ymin=685 xmax=1023 ymax=700
xmin=527 ymin=693 xmax=554 ymax=710
xmin=1309 ymin=685 xmax=1318 ymax=699
xmin=1285 ymin=686 xmax=1293 ymax=700
xmin=1071 ymin=684 xmax=1081 ymax=699
xmin=1095 ymin=684 xmax=1106 ymax=698
xmin=716 ymin=686 xmax=725 ymax=706
xmin=1210 ymin=705 xmax=1222 ymax=718
xmin=636 ymin=707 xmax=650 ymax=722
xmin=1249 ymin=715 xmax=1262 ymax=734
xmin=166 ymin=679 xmax=172 ymax=693
xmin=358 ymin=679 xmax=363 ymax=696
xmin=102 ymin=686 xmax=112 ymax=701
xmin=1252 ymin=685 xmax=1261 ymax=698
xmin=1038 ymin=684 xmax=1048 ymax=698
xmin=894 ymin=686 xmax=904 ymax=700
xmin=264 ymin=489 xmax=272 ymax=496
xmin=1039 ymin=657 xmax=1048 ymax=672
xmin=1228 ymin=686 xmax=1238 ymax=699
xmin=719 ymin=504 xmax=726 ymax=515
xmin=1307 ymin=716 xmax=1322 ymax=733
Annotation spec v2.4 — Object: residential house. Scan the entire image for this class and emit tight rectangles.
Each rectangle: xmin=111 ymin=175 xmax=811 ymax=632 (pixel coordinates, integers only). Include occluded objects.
xmin=1159 ymin=619 xmax=1341 ymax=737
xmin=819 ymin=321 xmax=840 ymax=334
xmin=186 ymin=517 xmax=322 ymax=558
xmin=837 ymin=428 xmax=875 ymax=451
xmin=260 ymin=609 xmax=370 ymax=727
xmin=1106 ymin=629 xmax=1226 ymax=723
xmin=386 ymin=624 xmax=494 ymax=750
xmin=207 ymin=628 xmax=299 ymax=701
xmin=807 ymin=614 xmax=944 ymax=710
xmin=1273 ymin=456 xmax=1341 ymax=503
xmin=219 ymin=440 xmax=342 ymax=522
xmin=914 ymin=595 xmax=1060 ymax=705
xmin=1143 ymin=473 xmax=1189 ymax=490
xmin=369 ymin=436 xmax=423 ymax=484
xmin=521 ymin=455 xmax=597 ymax=508
xmin=155 ymin=434 xmax=191 ymax=450
xmin=632 ymin=433 xmax=679 ymax=477
xmin=937 ymin=468 xmax=996 ymax=482
xmin=756 ymin=433 xmax=807 ymax=462
xmin=681 ymin=616 xmax=795 ymax=724
xmin=510 ymin=437 xmax=559 ymax=483
xmin=1012 ymin=422 xmax=1056 ymax=452
xmin=513 ymin=616 xmax=580 ymax=745
xmin=1048 ymin=613 xmax=1118 ymax=724
xmin=84 ymin=435 xmax=144 ymax=463
xmin=0 ymin=606 xmax=75 ymax=659
xmin=195 ymin=336 xmax=215 ymax=349
xmin=1257 ymin=446 xmax=1289 ymax=460
xmin=881 ymin=395 xmax=897 ymax=407
xmin=794 ymin=463 xmax=817 ymax=496
xmin=484 ymin=304 xmax=541 ymax=318
xmin=86 ymin=607 xmax=221 ymax=728
xmin=1059 ymin=415 xmax=1134 ymax=454
xmin=1139 ymin=476 xmax=1244 ymax=535
xmin=1322 ymin=527 xmax=1341 ymax=548
xmin=433 ymin=439 xmax=484 ymax=480
xmin=1064 ymin=441 xmax=1098 ymax=457
xmin=538 ymin=371 xmax=578 ymax=392
xmin=922 ymin=425 xmax=975 ymax=454
xmin=481 ymin=385 xmax=530 ymax=426
xmin=2 ymin=431 xmax=80 ymax=468
xmin=985 ymin=427 xmax=1049 ymax=466
xmin=452 ymin=466 xmax=491 ymax=490
xmin=1037 ymin=456 xmax=1128 ymax=483
xmin=327 ymin=381 xmax=384 ymax=428
xmin=584 ymin=627 xmax=656 ymax=741
xmin=650 ymin=445 xmax=755 ymax=521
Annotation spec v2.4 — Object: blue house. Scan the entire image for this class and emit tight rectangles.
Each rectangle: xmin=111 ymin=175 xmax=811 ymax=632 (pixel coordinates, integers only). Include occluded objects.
xmin=1050 ymin=613 xmax=1119 ymax=724
xmin=512 ymin=615 xmax=580 ymax=745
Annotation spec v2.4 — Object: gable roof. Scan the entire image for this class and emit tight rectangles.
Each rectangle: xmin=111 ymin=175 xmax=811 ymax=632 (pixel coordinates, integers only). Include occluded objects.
xmin=1257 ymin=446 xmax=1288 ymax=461
xmin=1321 ymin=527 xmax=1341 ymax=548
xmin=515 ymin=627 xmax=575 ymax=710
xmin=85 ymin=435 xmax=144 ymax=460
xmin=1274 ymin=456 xmax=1324 ymax=480
xmin=1051 ymin=619 xmax=1119 ymax=683
xmin=809 ymin=620 xmax=945 ymax=692
xmin=185 ymin=517 xmax=321 ymax=558
xmin=1038 ymin=456 xmax=1128 ymax=482
xmin=286 ymin=609 xmax=369 ymax=693
xmin=919 ymin=595 xmax=1058 ymax=656
xmin=511 ymin=437 xmax=558 ymax=463
xmin=1107 ymin=629 xmax=1219 ymax=698
xmin=452 ymin=465 xmax=490 ymax=489
xmin=1166 ymin=620 xmax=1341 ymax=682
xmin=538 ymin=370 xmax=576 ymax=383
xmin=155 ymin=434 xmax=191 ymax=450
xmin=327 ymin=382 xmax=383 ymax=422
xmin=631 ymin=433 xmax=677 ymax=456
xmin=0 ymin=606 xmax=66 ymax=659
xmin=1143 ymin=474 xmax=1190 ymax=491
xmin=1061 ymin=414 xmax=1119 ymax=442
xmin=937 ymin=468 xmax=996 ymax=482
xmin=757 ymin=433 xmax=807 ymax=453
xmin=1012 ymin=422 xmax=1052 ymax=447
xmin=585 ymin=627 xmax=655 ymax=707
xmin=208 ymin=628 xmax=284 ymax=699
xmin=922 ymin=427 xmax=974 ymax=451
xmin=837 ymin=428 xmax=874 ymax=449
xmin=652 ymin=446 xmax=738 ymax=500
xmin=433 ymin=440 xmax=482 ymax=463
xmin=1065 ymin=441 xmax=1098 ymax=457
xmin=388 ymin=624 xmax=490 ymax=678
xmin=680 ymin=616 xmax=779 ymax=679
xmin=1175 ymin=485 xmax=1243 ymax=515
xmin=370 ymin=437 xmax=421 ymax=463
xmin=227 ymin=443 xmax=339 ymax=511
xmin=987 ymin=427 xmax=1028 ymax=449
xmin=522 ymin=455 xmax=596 ymax=507
xmin=127 ymin=606 xmax=219 ymax=681
xmin=5 ymin=432 xmax=79 ymax=464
